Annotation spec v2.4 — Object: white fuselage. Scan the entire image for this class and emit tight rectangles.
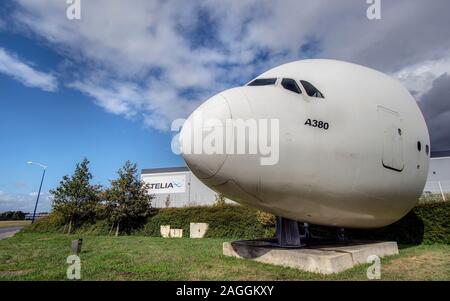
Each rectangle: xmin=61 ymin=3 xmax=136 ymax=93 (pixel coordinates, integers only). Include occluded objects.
xmin=180 ymin=59 xmax=430 ymax=228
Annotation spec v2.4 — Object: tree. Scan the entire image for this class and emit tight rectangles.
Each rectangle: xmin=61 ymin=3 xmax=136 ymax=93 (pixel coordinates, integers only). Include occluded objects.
xmin=0 ymin=211 xmax=25 ymax=221
xmin=50 ymin=158 xmax=101 ymax=234
xmin=12 ymin=211 xmax=25 ymax=220
xmin=104 ymin=161 xmax=153 ymax=236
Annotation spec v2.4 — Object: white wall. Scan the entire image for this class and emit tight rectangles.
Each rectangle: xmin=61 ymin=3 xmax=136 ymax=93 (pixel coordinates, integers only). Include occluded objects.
xmin=141 ymin=170 xmax=235 ymax=208
xmin=424 ymin=157 xmax=450 ymax=194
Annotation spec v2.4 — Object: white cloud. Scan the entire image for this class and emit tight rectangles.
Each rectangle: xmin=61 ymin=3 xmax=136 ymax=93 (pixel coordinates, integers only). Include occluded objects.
xmin=0 ymin=47 xmax=58 ymax=92
xmin=68 ymin=80 xmax=144 ymax=117
xmin=8 ymin=0 xmax=450 ymax=131
xmin=68 ymin=78 xmax=202 ymax=130
xmin=0 ymin=191 xmax=51 ymax=212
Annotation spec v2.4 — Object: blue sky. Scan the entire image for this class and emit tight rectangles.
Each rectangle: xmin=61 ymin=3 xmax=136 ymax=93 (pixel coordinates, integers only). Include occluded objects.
xmin=1 ymin=0 xmax=450 ymax=212
xmin=0 ymin=30 xmax=184 ymax=211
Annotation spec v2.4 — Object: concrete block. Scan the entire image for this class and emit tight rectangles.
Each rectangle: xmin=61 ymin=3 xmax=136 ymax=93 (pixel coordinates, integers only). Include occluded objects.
xmin=190 ymin=223 xmax=209 ymax=238
xmin=223 ymin=240 xmax=399 ymax=274
xmin=160 ymin=225 xmax=171 ymax=238
xmin=319 ymin=241 xmax=399 ymax=265
xmin=170 ymin=229 xmax=183 ymax=238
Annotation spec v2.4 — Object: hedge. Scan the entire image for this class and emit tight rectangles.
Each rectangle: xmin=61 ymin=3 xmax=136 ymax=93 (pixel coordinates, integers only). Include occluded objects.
xmin=310 ymin=202 xmax=450 ymax=244
xmin=136 ymin=205 xmax=274 ymax=239
xmin=25 ymin=202 xmax=449 ymax=244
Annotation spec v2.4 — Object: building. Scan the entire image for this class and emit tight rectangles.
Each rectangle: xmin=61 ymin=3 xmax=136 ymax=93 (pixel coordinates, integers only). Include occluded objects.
xmin=423 ymin=150 xmax=450 ymax=196
xmin=142 ymin=150 xmax=450 ymax=207
xmin=140 ymin=167 xmax=234 ymax=208
xmin=24 ymin=212 xmax=50 ymax=220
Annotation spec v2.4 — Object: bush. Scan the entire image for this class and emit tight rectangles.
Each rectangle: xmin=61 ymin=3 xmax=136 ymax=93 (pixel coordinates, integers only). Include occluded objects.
xmin=412 ymin=202 xmax=449 ymax=244
xmin=309 ymin=202 xmax=450 ymax=244
xmin=256 ymin=210 xmax=276 ymax=227
xmin=73 ymin=219 xmax=111 ymax=235
xmin=24 ymin=202 xmax=449 ymax=244
xmin=24 ymin=213 xmax=112 ymax=235
xmin=138 ymin=205 xmax=274 ymax=239
xmin=23 ymin=212 xmax=65 ymax=233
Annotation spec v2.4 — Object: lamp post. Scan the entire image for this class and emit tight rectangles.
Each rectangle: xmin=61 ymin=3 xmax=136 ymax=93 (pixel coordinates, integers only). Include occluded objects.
xmin=27 ymin=161 xmax=47 ymax=224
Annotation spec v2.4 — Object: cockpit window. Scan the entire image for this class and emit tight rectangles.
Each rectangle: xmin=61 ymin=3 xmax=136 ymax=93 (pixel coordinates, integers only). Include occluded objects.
xmin=300 ymin=80 xmax=324 ymax=98
xmin=281 ymin=78 xmax=302 ymax=94
xmin=247 ymin=78 xmax=277 ymax=86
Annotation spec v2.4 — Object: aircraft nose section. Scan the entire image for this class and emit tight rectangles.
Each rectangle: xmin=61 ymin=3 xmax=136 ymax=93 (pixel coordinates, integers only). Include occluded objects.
xmin=180 ymin=93 xmax=231 ymax=179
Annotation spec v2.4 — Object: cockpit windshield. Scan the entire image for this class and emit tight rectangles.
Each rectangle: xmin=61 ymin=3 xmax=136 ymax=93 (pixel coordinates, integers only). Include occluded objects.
xmin=281 ymin=78 xmax=302 ymax=94
xmin=300 ymin=80 xmax=324 ymax=98
xmin=247 ymin=78 xmax=277 ymax=86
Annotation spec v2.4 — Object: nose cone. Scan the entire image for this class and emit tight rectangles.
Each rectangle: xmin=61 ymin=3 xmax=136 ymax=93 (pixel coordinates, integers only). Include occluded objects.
xmin=180 ymin=93 xmax=231 ymax=179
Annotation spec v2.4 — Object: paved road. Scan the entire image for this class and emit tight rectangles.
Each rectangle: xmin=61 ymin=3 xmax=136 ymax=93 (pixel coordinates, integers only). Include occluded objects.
xmin=0 ymin=226 xmax=23 ymax=240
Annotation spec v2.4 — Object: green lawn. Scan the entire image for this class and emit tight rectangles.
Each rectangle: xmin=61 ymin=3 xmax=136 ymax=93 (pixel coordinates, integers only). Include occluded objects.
xmin=0 ymin=232 xmax=449 ymax=280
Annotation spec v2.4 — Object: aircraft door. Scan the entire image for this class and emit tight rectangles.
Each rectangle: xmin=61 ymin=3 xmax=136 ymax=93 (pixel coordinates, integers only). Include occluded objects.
xmin=377 ymin=106 xmax=404 ymax=172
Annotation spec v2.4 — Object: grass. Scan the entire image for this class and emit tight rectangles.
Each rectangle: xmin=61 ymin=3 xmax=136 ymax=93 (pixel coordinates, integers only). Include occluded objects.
xmin=0 ymin=220 xmax=31 ymax=228
xmin=0 ymin=232 xmax=449 ymax=281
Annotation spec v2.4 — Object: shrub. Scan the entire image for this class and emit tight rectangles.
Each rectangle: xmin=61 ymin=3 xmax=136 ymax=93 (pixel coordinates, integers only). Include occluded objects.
xmin=24 ymin=202 xmax=449 ymax=244
xmin=72 ymin=219 xmax=111 ymax=235
xmin=412 ymin=201 xmax=449 ymax=244
xmin=24 ymin=213 xmax=112 ymax=235
xmin=309 ymin=202 xmax=450 ymax=244
xmin=256 ymin=210 xmax=276 ymax=227
xmin=138 ymin=205 xmax=274 ymax=239
xmin=23 ymin=212 xmax=65 ymax=233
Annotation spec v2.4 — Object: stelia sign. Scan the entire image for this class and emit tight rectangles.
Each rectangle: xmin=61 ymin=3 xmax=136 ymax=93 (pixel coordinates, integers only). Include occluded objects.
xmin=142 ymin=174 xmax=186 ymax=194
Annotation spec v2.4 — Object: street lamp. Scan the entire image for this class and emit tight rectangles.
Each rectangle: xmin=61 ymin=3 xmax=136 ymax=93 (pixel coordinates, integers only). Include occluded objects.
xmin=27 ymin=161 xmax=47 ymax=224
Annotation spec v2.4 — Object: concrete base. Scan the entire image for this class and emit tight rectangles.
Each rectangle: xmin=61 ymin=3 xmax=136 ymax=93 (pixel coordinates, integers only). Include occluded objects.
xmin=223 ymin=239 xmax=399 ymax=274
xmin=170 ymin=229 xmax=183 ymax=238
xmin=190 ymin=223 xmax=208 ymax=238
xmin=160 ymin=225 xmax=171 ymax=238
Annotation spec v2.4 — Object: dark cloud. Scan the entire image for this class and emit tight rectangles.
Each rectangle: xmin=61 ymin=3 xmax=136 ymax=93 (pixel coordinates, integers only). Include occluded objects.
xmin=418 ymin=73 xmax=450 ymax=150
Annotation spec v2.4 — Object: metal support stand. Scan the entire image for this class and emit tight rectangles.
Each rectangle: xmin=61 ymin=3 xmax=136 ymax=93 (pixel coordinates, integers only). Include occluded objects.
xmin=303 ymin=223 xmax=311 ymax=240
xmin=272 ymin=218 xmax=351 ymax=247
xmin=276 ymin=216 xmax=305 ymax=247
xmin=336 ymin=227 xmax=350 ymax=243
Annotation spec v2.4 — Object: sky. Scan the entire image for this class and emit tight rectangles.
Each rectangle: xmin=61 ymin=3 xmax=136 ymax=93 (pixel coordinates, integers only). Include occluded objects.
xmin=1 ymin=0 xmax=449 ymax=212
